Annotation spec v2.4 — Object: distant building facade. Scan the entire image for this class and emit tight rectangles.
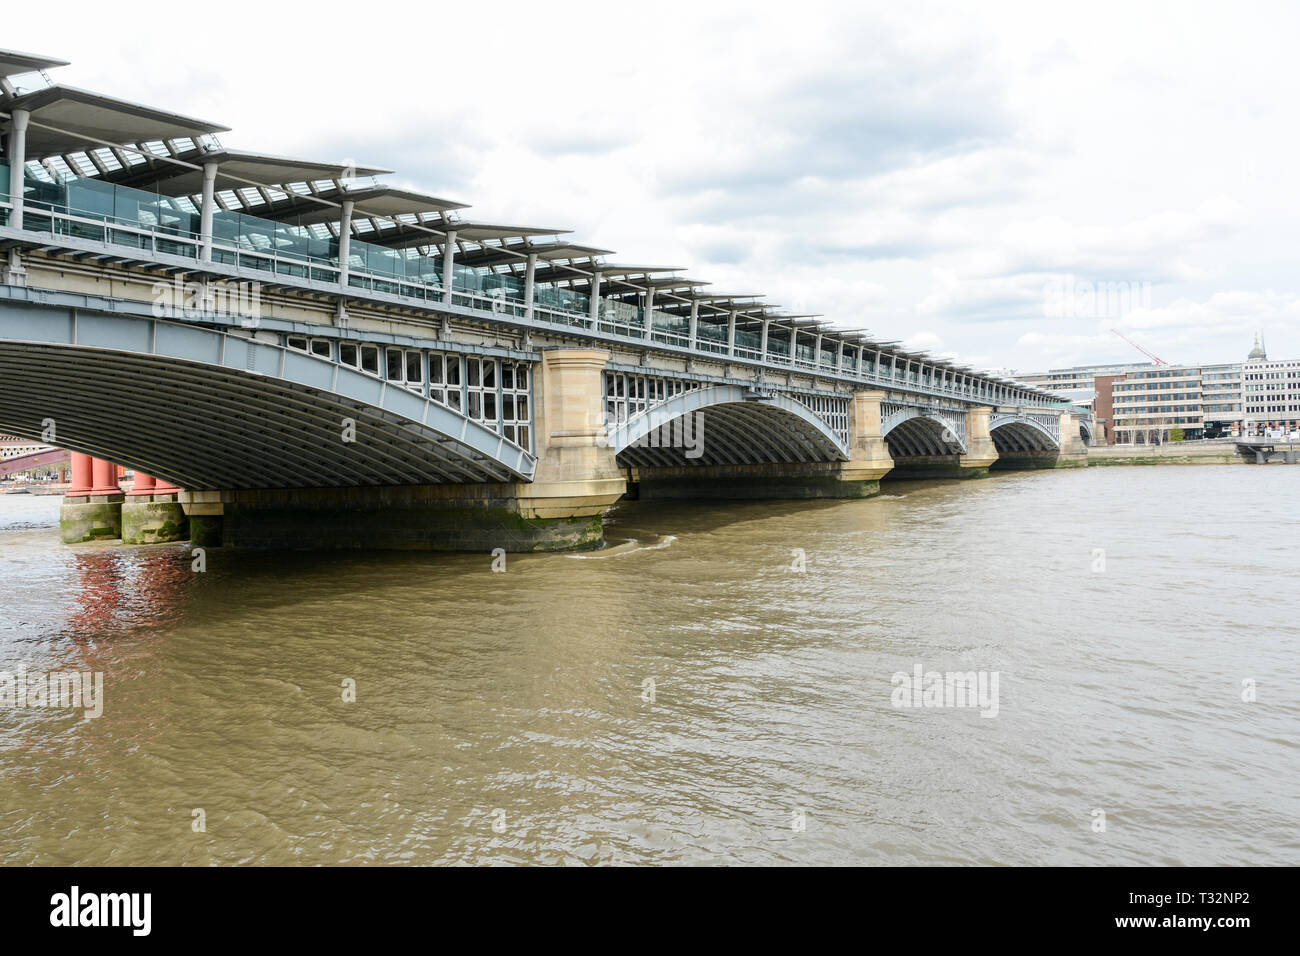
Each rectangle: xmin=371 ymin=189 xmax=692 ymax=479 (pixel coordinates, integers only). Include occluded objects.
xmin=1013 ymin=336 xmax=1294 ymax=444
xmin=1241 ymin=333 xmax=1300 ymax=436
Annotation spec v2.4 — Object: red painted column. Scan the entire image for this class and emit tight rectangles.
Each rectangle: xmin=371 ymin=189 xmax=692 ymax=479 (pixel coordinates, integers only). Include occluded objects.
xmin=90 ymin=457 xmax=121 ymax=495
xmin=152 ymin=477 xmax=181 ymax=497
xmin=66 ymin=452 xmax=94 ymax=496
xmin=127 ymin=471 xmax=157 ymax=496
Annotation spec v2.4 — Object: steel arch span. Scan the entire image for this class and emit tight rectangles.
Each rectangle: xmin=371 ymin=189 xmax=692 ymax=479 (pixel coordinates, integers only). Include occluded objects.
xmin=989 ymin=412 xmax=1061 ymax=453
xmin=881 ymin=405 xmax=969 ymax=457
xmin=0 ymin=302 xmax=536 ymax=489
xmin=605 ymin=384 xmax=850 ymax=468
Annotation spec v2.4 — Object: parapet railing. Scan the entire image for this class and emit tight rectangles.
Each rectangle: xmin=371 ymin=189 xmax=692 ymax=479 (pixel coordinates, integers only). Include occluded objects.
xmin=0 ymin=188 xmax=1062 ymax=410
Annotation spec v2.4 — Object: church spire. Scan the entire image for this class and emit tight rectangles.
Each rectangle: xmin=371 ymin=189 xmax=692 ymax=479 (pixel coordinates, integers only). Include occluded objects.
xmin=1247 ymin=330 xmax=1267 ymax=361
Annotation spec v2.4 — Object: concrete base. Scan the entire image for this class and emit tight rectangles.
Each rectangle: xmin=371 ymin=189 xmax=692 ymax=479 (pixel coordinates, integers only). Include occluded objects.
xmin=207 ymin=485 xmax=607 ymax=552
xmin=627 ymin=462 xmax=884 ymax=500
xmin=888 ymin=457 xmax=989 ymax=480
xmin=60 ymin=496 xmax=123 ymax=543
xmin=121 ymin=499 xmax=188 ymax=544
xmin=992 ymin=451 xmax=1089 ymax=470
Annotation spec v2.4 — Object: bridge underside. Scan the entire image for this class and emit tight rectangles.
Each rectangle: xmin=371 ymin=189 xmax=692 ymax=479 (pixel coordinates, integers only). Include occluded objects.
xmin=882 ymin=416 xmax=980 ymax=479
xmin=988 ymin=420 xmax=1085 ymax=470
xmin=0 ymin=342 xmax=524 ymax=488
xmin=611 ymin=399 xmax=873 ymax=499
xmin=614 ymin=401 xmax=844 ymax=468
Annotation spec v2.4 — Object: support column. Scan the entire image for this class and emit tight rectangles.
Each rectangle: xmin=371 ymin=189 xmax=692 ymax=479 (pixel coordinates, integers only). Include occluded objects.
xmin=1056 ymin=411 xmax=1090 ymax=467
xmin=336 ymin=199 xmax=354 ymax=287
xmin=441 ymin=229 xmax=456 ymax=305
xmin=61 ymin=456 xmax=123 ymax=543
xmin=643 ymin=285 xmax=654 ymax=339
xmin=514 ymin=347 xmax=625 ymax=543
xmin=837 ymin=390 xmax=895 ymax=493
xmin=959 ymin=406 xmax=999 ymax=476
xmin=7 ymin=109 xmax=29 ymax=231
xmin=688 ymin=300 xmax=699 ymax=351
xmin=524 ymin=252 xmax=537 ymax=320
xmin=199 ymin=161 xmax=218 ymax=262
xmin=727 ymin=310 xmax=736 ymax=356
xmin=122 ymin=472 xmax=189 ymax=545
xmin=91 ymin=458 xmax=120 ymax=495
xmin=4 ymin=108 xmax=30 ymax=285
xmin=589 ymin=270 xmax=601 ymax=329
xmin=760 ymin=319 xmax=769 ymax=363
xmin=126 ymin=472 xmax=156 ymax=496
xmin=66 ymin=452 xmax=94 ymax=496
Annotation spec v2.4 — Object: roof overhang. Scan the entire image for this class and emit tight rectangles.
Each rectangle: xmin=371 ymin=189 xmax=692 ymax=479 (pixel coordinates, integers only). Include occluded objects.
xmin=0 ymin=48 xmax=69 ymax=80
xmin=97 ymin=148 xmax=391 ymax=195
xmin=2 ymin=85 xmax=229 ymax=158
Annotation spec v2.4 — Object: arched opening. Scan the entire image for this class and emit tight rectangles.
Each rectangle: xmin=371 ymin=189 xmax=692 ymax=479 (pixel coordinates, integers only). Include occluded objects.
xmin=883 ymin=415 xmax=966 ymax=459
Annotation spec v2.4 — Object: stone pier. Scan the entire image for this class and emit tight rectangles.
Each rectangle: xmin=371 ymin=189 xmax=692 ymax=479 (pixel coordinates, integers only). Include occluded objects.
xmin=121 ymin=472 xmax=189 ymax=544
xmin=60 ymin=453 xmax=124 ymax=543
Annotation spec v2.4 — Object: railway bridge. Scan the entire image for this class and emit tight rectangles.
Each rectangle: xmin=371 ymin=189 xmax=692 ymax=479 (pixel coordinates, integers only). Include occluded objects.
xmin=0 ymin=47 xmax=1089 ymax=550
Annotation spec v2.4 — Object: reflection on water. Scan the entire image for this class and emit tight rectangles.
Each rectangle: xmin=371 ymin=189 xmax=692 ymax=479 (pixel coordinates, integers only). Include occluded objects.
xmin=0 ymin=466 xmax=1298 ymax=865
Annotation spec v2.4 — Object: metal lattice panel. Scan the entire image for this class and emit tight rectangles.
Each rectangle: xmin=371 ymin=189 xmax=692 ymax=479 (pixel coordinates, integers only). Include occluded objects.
xmin=990 ymin=412 xmax=1060 ymax=452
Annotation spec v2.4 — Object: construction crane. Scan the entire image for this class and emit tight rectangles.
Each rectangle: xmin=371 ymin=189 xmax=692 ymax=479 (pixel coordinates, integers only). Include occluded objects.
xmin=1111 ymin=328 xmax=1168 ymax=365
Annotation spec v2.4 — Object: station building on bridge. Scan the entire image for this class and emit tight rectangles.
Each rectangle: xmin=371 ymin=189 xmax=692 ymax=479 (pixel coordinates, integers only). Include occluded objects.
xmin=0 ymin=46 xmax=1090 ymax=550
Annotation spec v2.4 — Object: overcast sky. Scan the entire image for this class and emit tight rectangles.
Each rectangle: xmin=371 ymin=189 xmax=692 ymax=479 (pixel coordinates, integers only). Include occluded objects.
xmin=13 ymin=0 xmax=1300 ymax=372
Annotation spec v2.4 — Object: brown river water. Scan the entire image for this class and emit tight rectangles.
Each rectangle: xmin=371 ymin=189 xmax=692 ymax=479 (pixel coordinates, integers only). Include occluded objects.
xmin=0 ymin=465 xmax=1297 ymax=865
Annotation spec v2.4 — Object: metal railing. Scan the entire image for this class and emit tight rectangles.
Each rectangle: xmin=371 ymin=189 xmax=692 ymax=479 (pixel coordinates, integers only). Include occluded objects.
xmin=0 ymin=194 xmax=1064 ymax=409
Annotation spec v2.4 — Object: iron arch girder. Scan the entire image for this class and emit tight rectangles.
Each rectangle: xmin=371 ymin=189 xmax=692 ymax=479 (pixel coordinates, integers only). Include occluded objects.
xmin=606 ymin=384 xmax=850 ymax=463
xmin=0 ymin=306 xmax=537 ymax=487
xmin=989 ymin=413 xmax=1061 ymax=451
xmin=881 ymin=408 xmax=969 ymax=455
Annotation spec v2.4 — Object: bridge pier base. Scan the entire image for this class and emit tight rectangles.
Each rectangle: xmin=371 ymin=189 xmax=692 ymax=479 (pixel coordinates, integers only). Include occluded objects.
xmin=627 ymin=461 xmax=884 ymax=500
xmin=1055 ymin=412 xmax=1089 ymax=467
xmin=958 ymin=406 xmax=999 ymax=475
xmin=60 ymin=455 xmax=123 ymax=543
xmin=121 ymin=473 xmax=188 ymax=544
xmin=60 ymin=499 xmax=123 ymax=543
xmin=990 ymin=450 xmax=1062 ymax=470
xmin=121 ymin=499 xmax=188 ymax=545
xmin=184 ymin=485 xmax=606 ymax=552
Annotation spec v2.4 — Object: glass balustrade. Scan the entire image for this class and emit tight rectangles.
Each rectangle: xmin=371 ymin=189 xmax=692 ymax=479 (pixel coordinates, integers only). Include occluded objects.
xmin=535 ymin=283 xmax=590 ymax=323
xmin=735 ymin=328 xmax=762 ymax=358
xmin=695 ymin=322 xmax=728 ymax=354
xmin=17 ymin=169 xmax=202 ymax=255
xmin=648 ymin=309 xmax=686 ymax=341
xmin=0 ymin=167 xmax=1051 ymax=402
